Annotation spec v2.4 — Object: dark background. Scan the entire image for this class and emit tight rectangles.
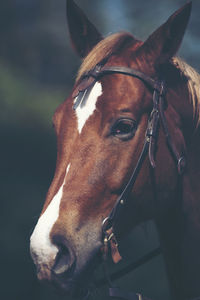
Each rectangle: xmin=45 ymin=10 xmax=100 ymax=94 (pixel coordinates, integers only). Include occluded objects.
xmin=0 ymin=1 xmax=199 ymax=299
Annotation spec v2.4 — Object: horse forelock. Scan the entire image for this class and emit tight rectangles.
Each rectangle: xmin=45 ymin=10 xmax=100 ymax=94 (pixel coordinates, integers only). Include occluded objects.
xmin=172 ymin=57 xmax=200 ymax=128
xmin=76 ymin=32 xmax=141 ymax=82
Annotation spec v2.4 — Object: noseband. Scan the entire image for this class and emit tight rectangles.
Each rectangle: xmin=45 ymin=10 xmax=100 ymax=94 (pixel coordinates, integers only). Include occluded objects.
xmin=73 ymin=63 xmax=186 ymax=300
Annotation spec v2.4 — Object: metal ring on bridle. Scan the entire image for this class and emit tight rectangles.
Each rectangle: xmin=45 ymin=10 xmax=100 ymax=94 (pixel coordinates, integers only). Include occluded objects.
xmin=102 ymin=217 xmax=113 ymax=234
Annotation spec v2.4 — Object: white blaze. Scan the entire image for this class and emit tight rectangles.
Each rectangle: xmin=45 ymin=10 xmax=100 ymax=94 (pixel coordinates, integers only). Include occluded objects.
xmin=30 ymin=164 xmax=71 ymax=266
xmin=75 ymin=82 xmax=102 ymax=134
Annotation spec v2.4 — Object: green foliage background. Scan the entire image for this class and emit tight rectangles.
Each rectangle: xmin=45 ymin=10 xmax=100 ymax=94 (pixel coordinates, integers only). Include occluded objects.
xmin=0 ymin=1 xmax=199 ymax=299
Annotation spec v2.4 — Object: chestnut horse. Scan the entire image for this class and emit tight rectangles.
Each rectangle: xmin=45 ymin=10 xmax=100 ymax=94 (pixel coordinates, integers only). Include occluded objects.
xmin=30 ymin=1 xmax=200 ymax=300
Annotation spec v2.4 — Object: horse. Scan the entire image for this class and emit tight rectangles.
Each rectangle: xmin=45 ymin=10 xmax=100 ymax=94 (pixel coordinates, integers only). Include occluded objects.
xmin=30 ymin=1 xmax=200 ymax=300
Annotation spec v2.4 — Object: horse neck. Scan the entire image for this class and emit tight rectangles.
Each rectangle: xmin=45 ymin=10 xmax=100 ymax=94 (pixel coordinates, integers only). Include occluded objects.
xmin=156 ymin=81 xmax=200 ymax=300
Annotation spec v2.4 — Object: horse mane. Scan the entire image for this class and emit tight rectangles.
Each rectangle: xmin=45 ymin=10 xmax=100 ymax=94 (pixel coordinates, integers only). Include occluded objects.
xmin=172 ymin=57 xmax=200 ymax=127
xmin=76 ymin=32 xmax=200 ymax=128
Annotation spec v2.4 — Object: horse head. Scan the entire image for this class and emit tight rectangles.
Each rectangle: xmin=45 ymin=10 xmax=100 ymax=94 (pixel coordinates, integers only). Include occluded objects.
xmin=30 ymin=1 xmax=193 ymax=298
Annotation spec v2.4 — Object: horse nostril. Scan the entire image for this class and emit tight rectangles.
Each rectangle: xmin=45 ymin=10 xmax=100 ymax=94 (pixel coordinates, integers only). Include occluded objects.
xmin=52 ymin=244 xmax=75 ymax=276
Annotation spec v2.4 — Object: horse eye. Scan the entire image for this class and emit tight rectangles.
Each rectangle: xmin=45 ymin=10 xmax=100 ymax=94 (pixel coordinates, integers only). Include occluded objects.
xmin=111 ymin=119 xmax=137 ymax=140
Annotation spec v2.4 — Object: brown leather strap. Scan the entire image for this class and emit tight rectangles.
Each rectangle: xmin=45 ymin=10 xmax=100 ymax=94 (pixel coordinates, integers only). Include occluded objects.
xmin=72 ymin=62 xmax=186 ymax=253
xmin=105 ymin=139 xmax=150 ymax=228
xmin=72 ymin=63 xmax=186 ymax=273
xmin=104 ymin=227 xmax=122 ymax=264
xmin=109 ymin=287 xmax=143 ymax=300
xmin=99 ymin=66 xmax=158 ymax=90
xmin=158 ymin=88 xmax=186 ymax=174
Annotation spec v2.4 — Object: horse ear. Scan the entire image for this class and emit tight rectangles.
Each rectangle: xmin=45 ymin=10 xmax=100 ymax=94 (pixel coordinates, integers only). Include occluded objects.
xmin=137 ymin=2 xmax=192 ymax=71
xmin=66 ymin=0 xmax=103 ymax=58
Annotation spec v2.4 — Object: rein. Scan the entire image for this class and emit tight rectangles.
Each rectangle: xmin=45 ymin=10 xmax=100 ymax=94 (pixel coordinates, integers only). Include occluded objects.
xmin=73 ymin=64 xmax=186 ymax=300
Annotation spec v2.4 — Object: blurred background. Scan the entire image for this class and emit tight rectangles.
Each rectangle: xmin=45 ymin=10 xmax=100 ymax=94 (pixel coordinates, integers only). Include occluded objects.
xmin=0 ymin=0 xmax=199 ymax=299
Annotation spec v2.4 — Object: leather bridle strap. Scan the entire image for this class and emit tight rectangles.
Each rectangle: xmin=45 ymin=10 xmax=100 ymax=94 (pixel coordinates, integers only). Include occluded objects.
xmin=101 ymin=75 xmax=163 ymax=265
xmin=102 ymin=83 xmax=162 ymax=228
xmin=73 ymin=64 xmax=186 ymax=300
xmin=103 ymin=138 xmax=149 ymax=230
xmin=89 ymin=65 xmax=160 ymax=90
xmin=77 ymin=64 xmax=186 ymax=173
xmin=74 ymin=63 xmax=186 ymax=253
xmin=109 ymin=287 xmax=144 ymax=300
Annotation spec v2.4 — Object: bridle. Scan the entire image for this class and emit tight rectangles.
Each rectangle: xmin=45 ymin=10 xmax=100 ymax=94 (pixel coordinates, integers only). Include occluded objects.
xmin=73 ymin=63 xmax=186 ymax=300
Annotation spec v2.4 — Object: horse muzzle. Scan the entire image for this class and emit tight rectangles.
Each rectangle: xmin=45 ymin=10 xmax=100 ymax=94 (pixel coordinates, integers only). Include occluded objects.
xmin=30 ymin=232 xmax=102 ymax=298
xmin=30 ymin=233 xmax=76 ymax=281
